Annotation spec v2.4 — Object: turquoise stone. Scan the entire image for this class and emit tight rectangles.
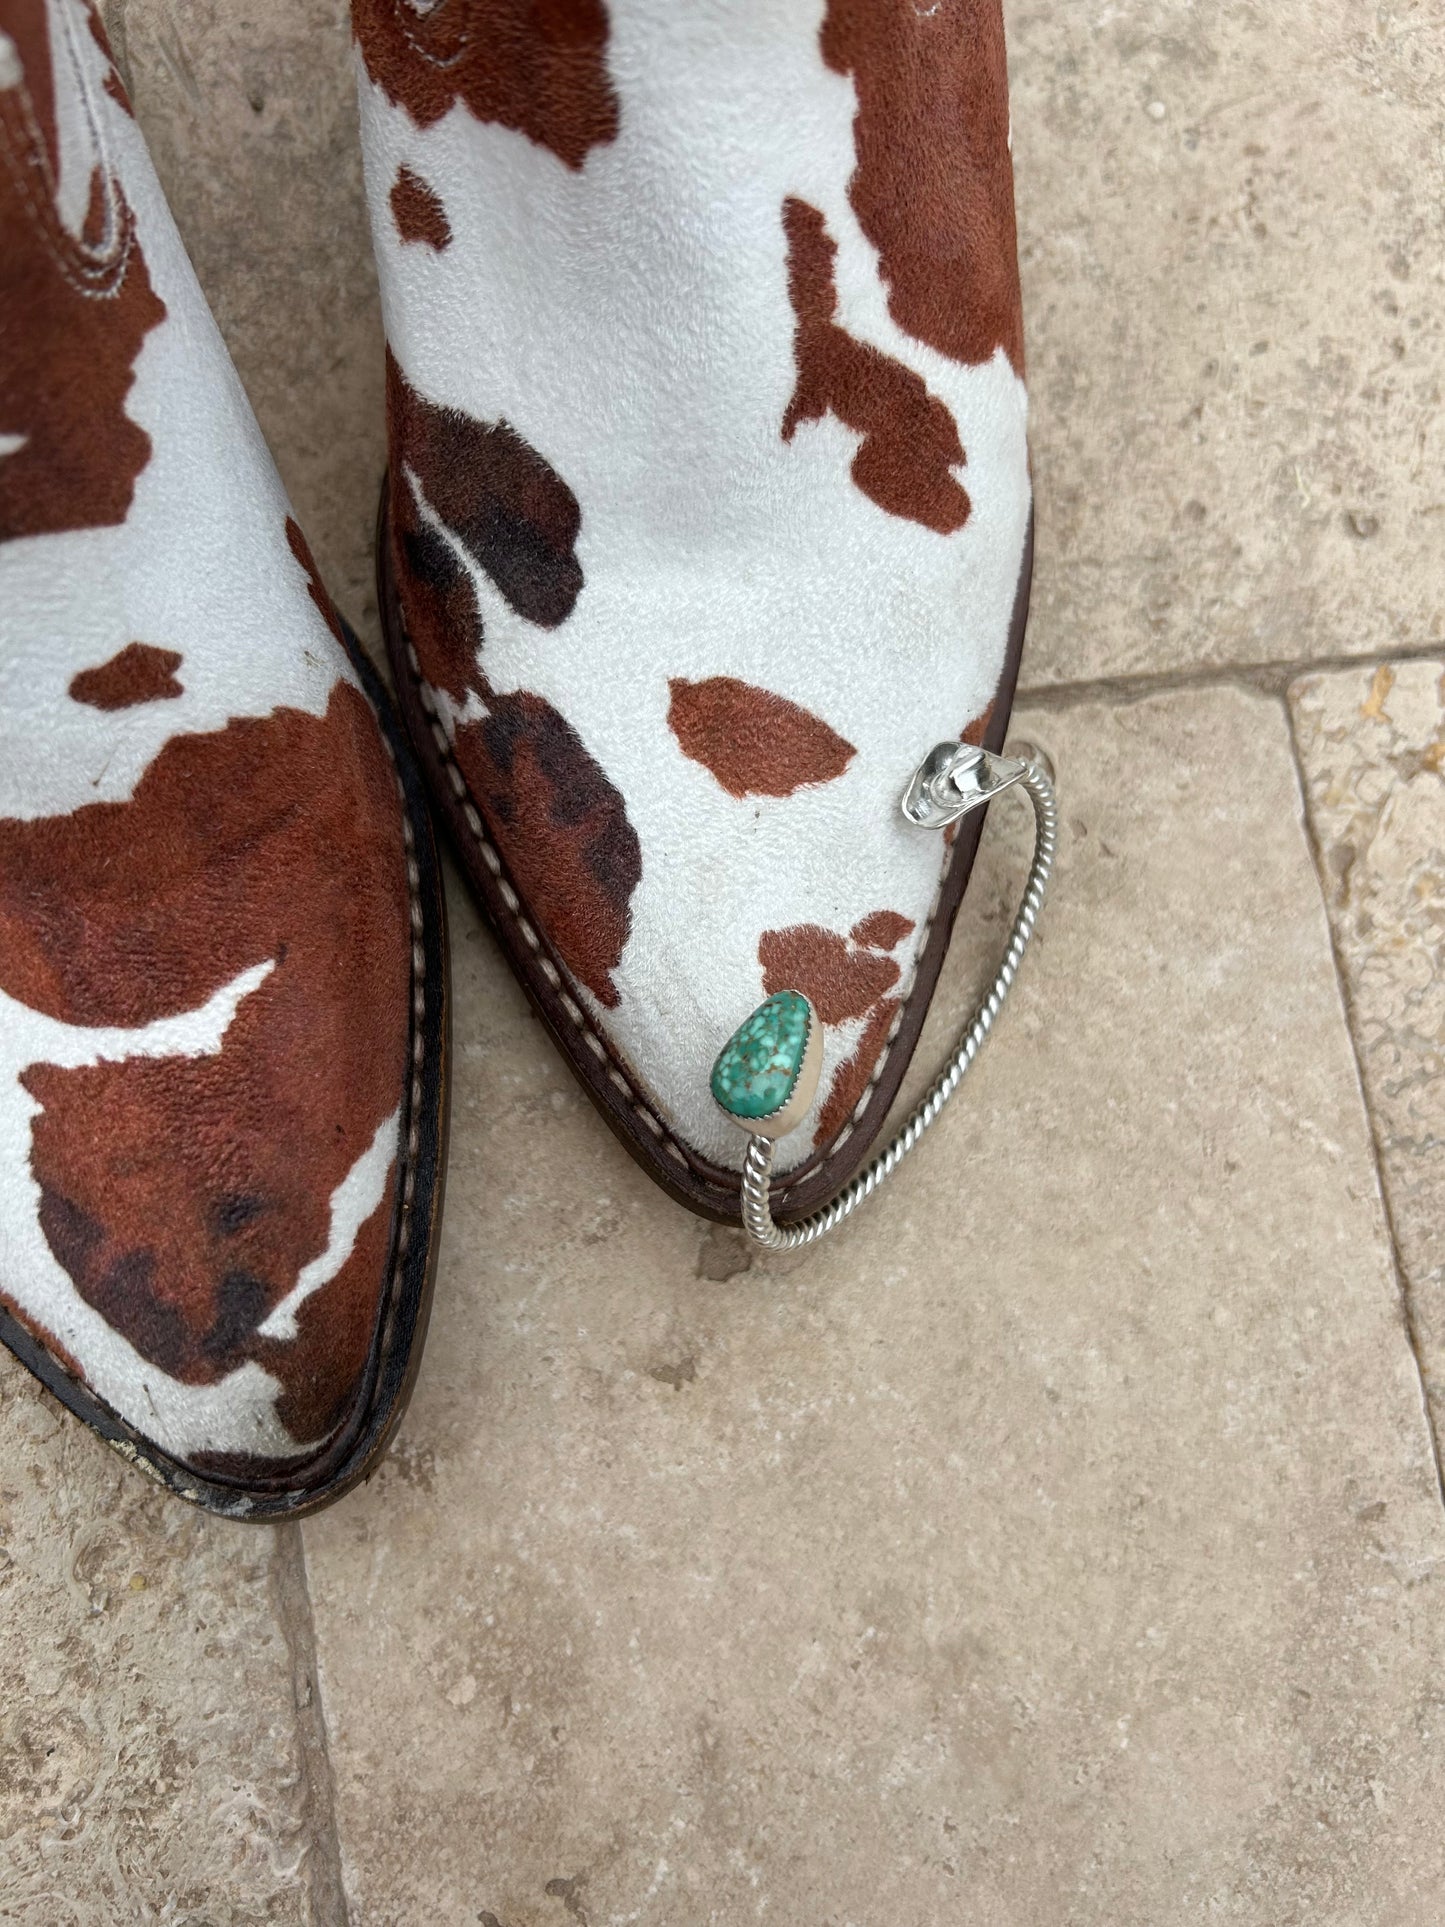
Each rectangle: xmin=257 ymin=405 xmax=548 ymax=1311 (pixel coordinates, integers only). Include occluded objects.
xmin=711 ymin=990 xmax=812 ymax=1121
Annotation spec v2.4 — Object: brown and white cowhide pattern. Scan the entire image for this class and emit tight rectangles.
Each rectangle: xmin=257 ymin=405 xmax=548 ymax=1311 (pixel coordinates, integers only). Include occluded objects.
xmin=0 ymin=0 xmax=412 ymax=1468
xmin=356 ymin=0 xmax=1029 ymax=1170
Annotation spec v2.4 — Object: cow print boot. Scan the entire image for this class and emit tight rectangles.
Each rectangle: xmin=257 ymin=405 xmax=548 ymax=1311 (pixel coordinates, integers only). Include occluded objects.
xmin=0 ymin=0 xmax=448 ymax=1514
xmin=359 ymin=0 xmax=1042 ymax=1238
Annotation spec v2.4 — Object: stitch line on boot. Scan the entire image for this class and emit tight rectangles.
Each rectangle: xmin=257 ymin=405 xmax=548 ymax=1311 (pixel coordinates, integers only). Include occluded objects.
xmin=0 ymin=22 xmax=135 ymax=295
xmin=388 ymin=5 xmax=476 ymax=73
xmin=0 ymin=93 xmax=138 ymax=296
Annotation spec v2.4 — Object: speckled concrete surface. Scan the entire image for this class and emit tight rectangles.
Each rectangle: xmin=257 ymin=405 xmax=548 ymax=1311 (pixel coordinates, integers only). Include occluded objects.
xmin=1292 ymin=661 xmax=1445 ymax=1447
xmin=4 ymin=3 xmax=1441 ymax=1922
xmin=0 ymin=1357 xmax=332 ymax=1924
xmin=301 ymin=689 xmax=1445 ymax=1926
xmin=1012 ymin=0 xmax=1445 ymax=688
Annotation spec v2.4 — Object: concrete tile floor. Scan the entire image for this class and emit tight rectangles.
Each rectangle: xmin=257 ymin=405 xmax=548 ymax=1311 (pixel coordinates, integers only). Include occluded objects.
xmin=1013 ymin=0 xmax=1445 ymax=687
xmin=1292 ymin=662 xmax=1445 ymax=1455
xmin=3 ymin=2 xmax=1441 ymax=1921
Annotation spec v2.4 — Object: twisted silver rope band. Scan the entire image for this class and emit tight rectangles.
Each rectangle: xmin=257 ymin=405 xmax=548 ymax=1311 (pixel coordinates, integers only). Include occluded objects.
xmin=740 ymin=753 xmax=1058 ymax=1251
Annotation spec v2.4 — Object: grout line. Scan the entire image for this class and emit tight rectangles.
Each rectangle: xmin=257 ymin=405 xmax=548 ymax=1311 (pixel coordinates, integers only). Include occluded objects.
xmin=1018 ymin=638 xmax=1445 ymax=712
xmin=270 ymin=1524 xmax=352 ymax=1927
xmin=1278 ymin=690 xmax=1445 ymax=1514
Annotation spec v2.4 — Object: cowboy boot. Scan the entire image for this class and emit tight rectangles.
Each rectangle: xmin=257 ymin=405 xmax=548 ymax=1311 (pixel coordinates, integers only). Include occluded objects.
xmin=355 ymin=0 xmax=1039 ymax=1237
xmin=0 ymin=0 xmax=448 ymax=1513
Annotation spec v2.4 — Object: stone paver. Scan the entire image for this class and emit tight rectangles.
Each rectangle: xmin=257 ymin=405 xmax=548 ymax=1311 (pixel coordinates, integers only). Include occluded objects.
xmin=102 ymin=0 xmax=386 ymax=640
xmin=1291 ymin=661 xmax=1445 ymax=1447
xmin=303 ymin=687 xmax=1445 ymax=1925
xmin=0 ymin=1358 xmax=329 ymax=1925
xmin=1012 ymin=1 xmax=1445 ymax=686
